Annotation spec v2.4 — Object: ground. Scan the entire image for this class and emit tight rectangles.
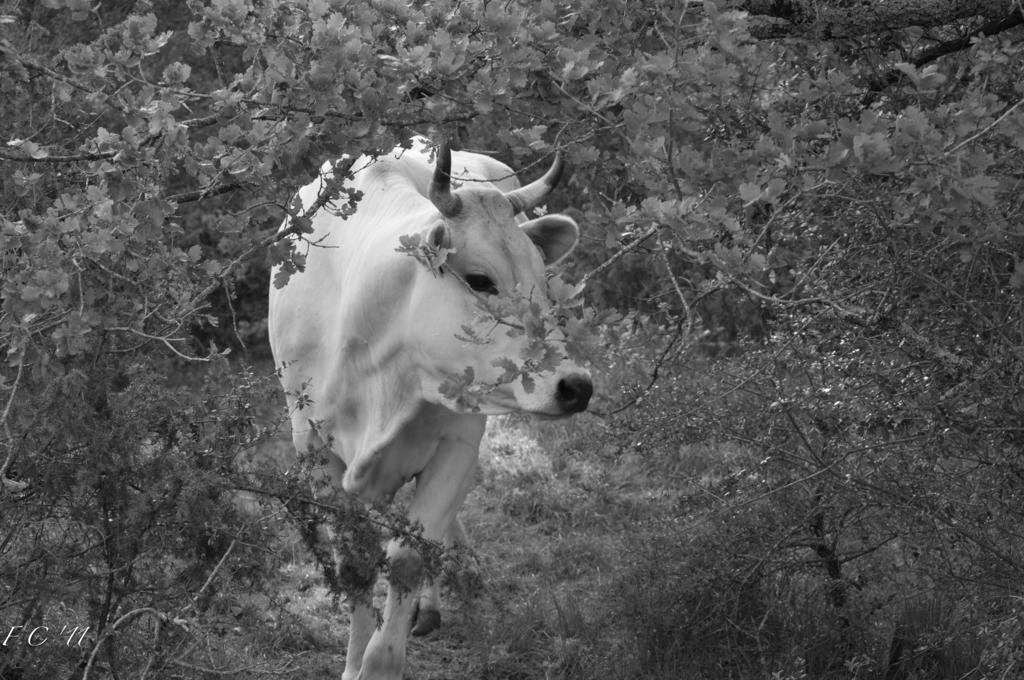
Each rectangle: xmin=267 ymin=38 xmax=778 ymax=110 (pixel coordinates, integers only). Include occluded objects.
xmin=228 ymin=412 xmax=663 ymax=680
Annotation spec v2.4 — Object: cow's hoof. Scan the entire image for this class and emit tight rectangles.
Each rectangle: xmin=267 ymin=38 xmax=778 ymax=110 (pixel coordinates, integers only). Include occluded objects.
xmin=411 ymin=606 xmax=441 ymax=637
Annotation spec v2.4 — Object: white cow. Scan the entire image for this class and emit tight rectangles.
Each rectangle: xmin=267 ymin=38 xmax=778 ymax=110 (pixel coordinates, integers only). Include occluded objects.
xmin=268 ymin=137 xmax=592 ymax=680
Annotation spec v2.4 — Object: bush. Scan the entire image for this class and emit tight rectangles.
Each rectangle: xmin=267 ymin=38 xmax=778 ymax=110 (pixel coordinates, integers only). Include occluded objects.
xmin=0 ymin=361 xmax=287 ymax=677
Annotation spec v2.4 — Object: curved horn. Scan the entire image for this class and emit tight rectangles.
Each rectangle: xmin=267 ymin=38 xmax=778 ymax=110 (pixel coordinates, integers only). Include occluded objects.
xmin=504 ymin=151 xmax=565 ymax=214
xmin=429 ymin=138 xmax=461 ymax=218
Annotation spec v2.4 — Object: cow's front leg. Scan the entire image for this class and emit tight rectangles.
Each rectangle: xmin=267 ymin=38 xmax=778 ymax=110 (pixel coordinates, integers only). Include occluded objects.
xmin=342 ymin=596 xmax=375 ymax=680
xmin=307 ymin=453 xmax=378 ymax=680
xmin=356 ymin=416 xmax=484 ymax=680
xmin=412 ymin=516 xmax=473 ymax=637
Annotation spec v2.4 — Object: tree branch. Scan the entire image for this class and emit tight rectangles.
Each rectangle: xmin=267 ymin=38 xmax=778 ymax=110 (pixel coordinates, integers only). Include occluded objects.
xmin=166 ymin=182 xmax=247 ymax=205
xmin=743 ymin=0 xmax=1013 ymax=37
xmin=865 ymin=9 xmax=1024 ymax=94
xmin=912 ymin=10 xmax=1024 ymax=68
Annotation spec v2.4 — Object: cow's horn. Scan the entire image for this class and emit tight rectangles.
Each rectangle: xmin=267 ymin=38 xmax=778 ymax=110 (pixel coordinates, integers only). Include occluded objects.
xmin=504 ymin=151 xmax=564 ymax=214
xmin=429 ymin=138 xmax=461 ymax=218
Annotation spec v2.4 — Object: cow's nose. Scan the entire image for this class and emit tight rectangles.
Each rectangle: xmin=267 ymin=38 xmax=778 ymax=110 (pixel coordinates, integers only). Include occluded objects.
xmin=556 ymin=374 xmax=593 ymax=414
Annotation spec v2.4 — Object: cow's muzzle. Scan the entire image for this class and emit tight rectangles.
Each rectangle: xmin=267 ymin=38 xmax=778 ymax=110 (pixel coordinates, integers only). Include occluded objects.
xmin=556 ymin=374 xmax=593 ymax=414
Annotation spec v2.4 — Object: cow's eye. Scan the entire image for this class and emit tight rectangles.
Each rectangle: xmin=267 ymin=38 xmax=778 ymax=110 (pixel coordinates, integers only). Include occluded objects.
xmin=465 ymin=274 xmax=498 ymax=295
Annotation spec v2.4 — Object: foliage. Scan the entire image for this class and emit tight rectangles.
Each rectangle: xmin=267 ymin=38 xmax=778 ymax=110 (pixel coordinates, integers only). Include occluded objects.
xmin=438 ymin=271 xmax=599 ymax=409
xmin=1 ymin=0 xmax=1023 ymax=677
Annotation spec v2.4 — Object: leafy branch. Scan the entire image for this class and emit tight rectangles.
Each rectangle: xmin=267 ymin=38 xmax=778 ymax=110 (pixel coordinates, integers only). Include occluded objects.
xmin=0 ymin=146 xmax=118 ymax=163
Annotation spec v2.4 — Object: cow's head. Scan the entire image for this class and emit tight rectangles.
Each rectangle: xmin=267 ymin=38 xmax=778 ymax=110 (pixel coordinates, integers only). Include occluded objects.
xmin=412 ymin=140 xmax=593 ymax=418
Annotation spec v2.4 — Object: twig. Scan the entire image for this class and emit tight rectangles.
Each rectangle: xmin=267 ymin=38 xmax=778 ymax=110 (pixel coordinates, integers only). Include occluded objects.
xmin=725 ymin=272 xmax=867 ymax=322
xmin=742 ymin=191 xmax=804 ymax=260
xmin=0 ymin=356 xmax=22 ymax=437
xmin=223 ymin=279 xmax=246 ymax=352
xmin=579 ymin=223 xmax=661 ymax=288
xmin=945 ymin=93 xmax=1024 ymax=155
xmin=657 ymin=236 xmax=696 ymax=335
xmin=299 ymin=156 xmax=359 ymax=220
xmin=190 ymin=539 xmax=236 ymax=611
xmin=232 ymin=483 xmax=437 ymax=540
xmin=167 ymin=658 xmax=298 ymax=676
xmin=107 ymin=327 xmax=214 ymax=362
xmin=596 ymin=325 xmax=689 ymax=417
xmin=1 ymin=357 xmax=27 ymax=493
xmin=0 ymin=147 xmax=118 ymax=163
xmin=82 ymin=608 xmax=175 ymax=680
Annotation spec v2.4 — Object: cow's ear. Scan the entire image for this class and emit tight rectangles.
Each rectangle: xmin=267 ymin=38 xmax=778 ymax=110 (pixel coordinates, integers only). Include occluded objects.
xmin=428 ymin=222 xmax=451 ymax=250
xmin=521 ymin=214 xmax=579 ymax=266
